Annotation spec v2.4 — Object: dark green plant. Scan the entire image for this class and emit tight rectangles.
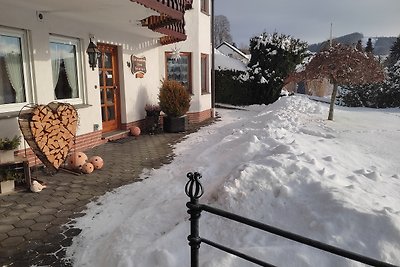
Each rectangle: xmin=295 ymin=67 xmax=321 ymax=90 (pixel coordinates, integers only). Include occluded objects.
xmin=215 ymin=69 xmax=251 ymax=105
xmin=145 ymin=104 xmax=161 ymax=117
xmin=158 ymin=79 xmax=191 ymax=117
xmin=0 ymin=169 xmax=24 ymax=182
xmin=0 ymin=135 xmax=21 ymax=150
xmin=247 ymin=32 xmax=308 ymax=105
xmin=385 ymin=35 xmax=400 ymax=68
xmin=365 ymin=38 xmax=374 ymax=53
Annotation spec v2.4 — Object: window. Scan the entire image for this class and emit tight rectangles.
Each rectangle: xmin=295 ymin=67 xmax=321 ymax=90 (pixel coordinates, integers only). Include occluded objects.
xmin=165 ymin=52 xmax=192 ymax=93
xmin=50 ymin=36 xmax=83 ymax=103
xmin=201 ymin=53 xmax=209 ymax=94
xmin=0 ymin=27 xmax=30 ymax=111
xmin=201 ymin=0 xmax=209 ymax=14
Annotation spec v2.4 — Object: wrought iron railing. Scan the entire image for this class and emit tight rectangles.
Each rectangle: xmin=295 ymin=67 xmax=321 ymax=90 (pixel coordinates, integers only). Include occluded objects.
xmin=185 ymin=172 xmax=400 ymax=267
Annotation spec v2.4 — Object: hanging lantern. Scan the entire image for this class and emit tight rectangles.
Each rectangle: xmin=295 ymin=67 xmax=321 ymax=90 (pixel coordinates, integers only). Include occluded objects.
xmin=86 ymin=37 xmax=101 ymax=71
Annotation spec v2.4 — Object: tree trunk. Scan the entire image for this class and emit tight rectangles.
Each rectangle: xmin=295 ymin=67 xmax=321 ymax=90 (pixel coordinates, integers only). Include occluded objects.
xmin=328 ymin=83 xmax=338 ymax=120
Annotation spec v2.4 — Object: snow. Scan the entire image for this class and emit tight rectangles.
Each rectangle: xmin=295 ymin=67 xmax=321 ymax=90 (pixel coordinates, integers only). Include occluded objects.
xmin=67 ymin=95 xmax=400 ymax=267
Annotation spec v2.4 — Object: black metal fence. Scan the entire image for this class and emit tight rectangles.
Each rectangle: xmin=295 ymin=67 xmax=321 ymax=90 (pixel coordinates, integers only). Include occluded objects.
xmin=185 ymin=172 xmax=399 ymax=267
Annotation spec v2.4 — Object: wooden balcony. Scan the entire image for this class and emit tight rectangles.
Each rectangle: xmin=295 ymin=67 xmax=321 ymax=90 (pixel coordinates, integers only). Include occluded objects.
xmin=131 ymin=0 xmax=185 ymax=20
xmin=135 ymin=0 xmax=192 ymax=45
xmin=159 ymin=20 xmax=187 ymax=44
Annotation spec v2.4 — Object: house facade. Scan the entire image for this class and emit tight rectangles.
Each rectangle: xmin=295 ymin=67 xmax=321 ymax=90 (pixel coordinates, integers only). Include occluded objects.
xmin=214 ymin=49 xmax=247 ymax=72
xmin=0 ymin=0 xmax=213 ymax=164
xmin=216 ymin=41 xmax=250 ymax=64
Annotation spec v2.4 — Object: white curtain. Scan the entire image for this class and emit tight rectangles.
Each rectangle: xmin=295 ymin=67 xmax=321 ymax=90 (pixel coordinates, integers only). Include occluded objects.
xmin=51 ymin=44 xmax=61 ymax=90
xmin=64 ymin=56 xmax=78 ymax=98
xmin=4 ymin=52 xmax=25 ymax=102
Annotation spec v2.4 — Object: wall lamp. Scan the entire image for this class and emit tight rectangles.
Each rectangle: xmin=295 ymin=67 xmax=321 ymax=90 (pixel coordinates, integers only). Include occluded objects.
xmin=86 ymin=37 xmax=101 ymax=71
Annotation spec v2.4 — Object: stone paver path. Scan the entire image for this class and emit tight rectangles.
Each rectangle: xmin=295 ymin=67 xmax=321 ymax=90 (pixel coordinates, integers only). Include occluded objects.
xmin=0 ymin=122 xmax=208 ymax=267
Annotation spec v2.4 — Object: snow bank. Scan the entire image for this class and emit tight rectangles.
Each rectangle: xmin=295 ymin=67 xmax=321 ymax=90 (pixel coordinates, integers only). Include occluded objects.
xmin=67 ymin=96 xmax=400 ymax=267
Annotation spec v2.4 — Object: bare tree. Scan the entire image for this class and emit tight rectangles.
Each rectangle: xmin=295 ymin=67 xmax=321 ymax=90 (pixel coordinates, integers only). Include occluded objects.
xmin=214 ymin=15 xmax=233 ymax=46
xmin=287 ymin=44 xmax=384 ymax=120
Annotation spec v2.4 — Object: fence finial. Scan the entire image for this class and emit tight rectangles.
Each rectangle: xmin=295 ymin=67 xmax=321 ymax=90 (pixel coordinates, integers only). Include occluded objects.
xmin=185 ymin=172 xmax=204 ymax=200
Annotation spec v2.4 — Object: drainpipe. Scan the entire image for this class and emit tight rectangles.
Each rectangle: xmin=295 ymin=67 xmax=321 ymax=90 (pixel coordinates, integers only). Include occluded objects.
xmin=210 ymin=0 xmax=216 ymax=117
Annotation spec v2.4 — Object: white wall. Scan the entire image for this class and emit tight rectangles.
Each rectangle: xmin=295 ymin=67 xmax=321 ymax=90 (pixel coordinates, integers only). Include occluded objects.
xmin=0 ymin=1 xmax=212 ymax=147
xmin=159 ymin=1 xmax=212 ymax=113
xmin=0 ymin=2 xmax=162 ymax=137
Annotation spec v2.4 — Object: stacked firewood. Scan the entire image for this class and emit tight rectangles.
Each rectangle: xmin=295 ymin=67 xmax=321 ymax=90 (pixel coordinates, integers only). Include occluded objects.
xmin=18 ymin=102 xmax=78 ymax=171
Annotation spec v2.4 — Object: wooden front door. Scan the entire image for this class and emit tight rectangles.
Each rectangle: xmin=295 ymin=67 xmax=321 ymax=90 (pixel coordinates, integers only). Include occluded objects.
xmin=98 ymin=44 xmax=121 ymax=133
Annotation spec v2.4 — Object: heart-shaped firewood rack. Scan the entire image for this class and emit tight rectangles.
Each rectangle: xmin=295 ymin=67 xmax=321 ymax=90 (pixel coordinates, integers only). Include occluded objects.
xmin=18 ymin=102 xmax=78 ymax=171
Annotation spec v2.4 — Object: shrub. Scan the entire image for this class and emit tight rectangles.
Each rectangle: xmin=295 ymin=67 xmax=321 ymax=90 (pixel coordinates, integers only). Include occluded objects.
xmin=215 ymin=69 xmax=251 ymax=105
xmin=0 ymin=135 xmax=21 ymax=150
xmin=144 ymin=104 xmax=161 ymax=117
xmin=158 ymin=79 xmax=191 ymax=117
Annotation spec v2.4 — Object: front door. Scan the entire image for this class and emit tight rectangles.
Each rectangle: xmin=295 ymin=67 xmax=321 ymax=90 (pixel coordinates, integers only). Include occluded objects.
xmin=98 ymin=44 xmax=121 ymax=133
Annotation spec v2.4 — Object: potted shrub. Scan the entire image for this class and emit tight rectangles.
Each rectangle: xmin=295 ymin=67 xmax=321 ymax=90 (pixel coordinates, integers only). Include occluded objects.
xmin=0 ymin=169 xmax=23 ymax=194
xmin=145 ymin=104 xmax=161 ymax=117
xmin=0 ymin=135 xmax=21 ymax=163
xmin=158 ymin=79 xmax=191 ymax=133
xmin=144 ymin=104 xmax=161 ymax=134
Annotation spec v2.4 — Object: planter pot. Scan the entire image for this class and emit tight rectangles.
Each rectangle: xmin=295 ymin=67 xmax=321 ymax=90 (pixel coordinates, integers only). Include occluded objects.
xmin=0 ymin=180 xmax=15 ymax=194
xmin=145 ymin=115 xmax=161 ymax=134
xmin=0 ymin=150 xmax=15 ymax=163
xmin=163 ymin=115 xmax=187 ymax=133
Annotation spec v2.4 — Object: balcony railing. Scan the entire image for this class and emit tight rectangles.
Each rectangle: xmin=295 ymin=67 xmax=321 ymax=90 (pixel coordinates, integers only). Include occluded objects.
xmin=133 ymin=0 xmax=191 ymax=45
xmin=131 ymin=0 xmax=185 ymax=20
xmin=141 ymin=15 xmax=177 ymax=30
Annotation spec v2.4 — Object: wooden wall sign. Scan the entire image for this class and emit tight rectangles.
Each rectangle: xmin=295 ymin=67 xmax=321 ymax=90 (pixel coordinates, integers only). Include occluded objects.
xmin=131 ymin=55 xmax=146 ymax=78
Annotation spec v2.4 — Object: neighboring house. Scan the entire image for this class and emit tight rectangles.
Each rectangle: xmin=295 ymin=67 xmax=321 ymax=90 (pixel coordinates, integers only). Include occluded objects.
xmin=284 ymin=79 xmax=333 ymax=97
xmin=0 ymin=0 xmax=212 ymax=165
xmin=216 ymin=41 xmax=250 ymax=64
xmin=304 ymin=78 xmax=333 ymax=97
xmin=214 ymin=49 xmax=247 ymax=72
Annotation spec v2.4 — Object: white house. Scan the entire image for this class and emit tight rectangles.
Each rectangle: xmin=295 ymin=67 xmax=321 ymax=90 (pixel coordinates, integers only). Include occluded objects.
xmin=216 ymin=41 xmax=250 ymax=64
xmin=214 ymin=49 xmax=247 ymax=72
xmin=0 ymin=0 xmax=213 ymax=165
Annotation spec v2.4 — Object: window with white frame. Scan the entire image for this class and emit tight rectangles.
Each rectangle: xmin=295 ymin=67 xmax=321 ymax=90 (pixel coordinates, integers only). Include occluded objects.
xmin=50 ymin=36 xmax=83 ymax=102
xmin=0 ymin=27 xmax=29 ymax=110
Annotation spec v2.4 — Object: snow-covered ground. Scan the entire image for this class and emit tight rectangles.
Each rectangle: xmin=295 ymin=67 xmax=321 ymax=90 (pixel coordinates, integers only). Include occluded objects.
xmin=66 ymin=95 xmax=400 ymax=267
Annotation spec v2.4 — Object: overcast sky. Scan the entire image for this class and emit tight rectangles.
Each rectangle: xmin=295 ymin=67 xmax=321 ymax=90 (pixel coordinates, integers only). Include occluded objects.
xmin=214 ymin=0 xmax=400 ymax=47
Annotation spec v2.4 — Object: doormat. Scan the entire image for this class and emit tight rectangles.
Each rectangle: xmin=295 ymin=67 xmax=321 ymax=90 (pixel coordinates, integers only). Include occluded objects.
xmin=108 ymin=137 xmax=136 ymax=144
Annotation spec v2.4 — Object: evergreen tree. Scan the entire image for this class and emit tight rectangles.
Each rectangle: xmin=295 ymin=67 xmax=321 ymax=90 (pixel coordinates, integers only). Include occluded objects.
xmin=337 ymin=37 xmax=400 ymax=109
xmin=365 ymin=38 xmax=374 ymax=53
xmin=386 ymin=47 xmax=400 ymax=106
xmin=247 ymin=32 xmax=307 ymax=105
xmin=356 ymin=40 xmax=363 ymax=51
xmin=386 ymin=36 xmax=400 ymax=107
xmin=385 ymin=35 xmax=400 ymax=68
